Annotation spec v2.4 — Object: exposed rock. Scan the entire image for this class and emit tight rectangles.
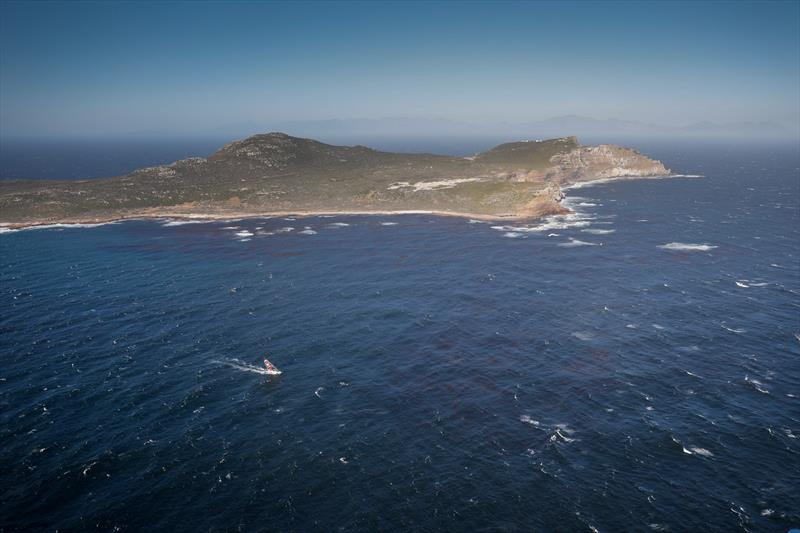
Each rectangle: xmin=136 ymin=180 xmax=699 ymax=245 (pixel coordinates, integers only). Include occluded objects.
xmin=546 ymin=144 xmax=669 ymax=183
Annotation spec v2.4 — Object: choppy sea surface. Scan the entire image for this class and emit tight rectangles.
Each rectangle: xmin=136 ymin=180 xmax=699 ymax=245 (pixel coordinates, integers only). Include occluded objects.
xmin=1 ymin=142 xmax=799 ymax=531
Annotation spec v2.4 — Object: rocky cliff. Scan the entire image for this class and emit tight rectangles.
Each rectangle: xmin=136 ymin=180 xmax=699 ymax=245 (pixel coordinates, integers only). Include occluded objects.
xmin=546 ymin=144 xmax=669 ymax=183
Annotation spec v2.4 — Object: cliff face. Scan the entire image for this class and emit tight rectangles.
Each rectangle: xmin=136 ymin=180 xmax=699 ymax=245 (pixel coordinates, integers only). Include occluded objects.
xmin=0 ymin=134 xmax=671 ymax=226
xmin=546 ymin=144 xmax=669 ymax=184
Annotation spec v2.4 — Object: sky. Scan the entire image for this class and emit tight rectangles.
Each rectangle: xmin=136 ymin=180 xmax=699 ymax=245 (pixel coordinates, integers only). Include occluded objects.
xmin=1 ymin=0 xmax=798 ymax=139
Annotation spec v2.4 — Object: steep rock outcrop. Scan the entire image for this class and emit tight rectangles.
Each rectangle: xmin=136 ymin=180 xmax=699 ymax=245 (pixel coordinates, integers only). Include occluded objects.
xmin=546 ymin=145 xmax=669 ymax=183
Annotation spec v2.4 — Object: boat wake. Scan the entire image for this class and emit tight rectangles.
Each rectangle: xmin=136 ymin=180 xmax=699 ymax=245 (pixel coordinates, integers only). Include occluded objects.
xmin=213 ymin=358 xmax=281 ymax=376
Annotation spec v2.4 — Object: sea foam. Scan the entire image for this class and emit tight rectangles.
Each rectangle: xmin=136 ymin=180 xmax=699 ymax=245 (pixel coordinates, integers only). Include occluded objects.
xmin=658 ymin=242 xmax=717 ymax=251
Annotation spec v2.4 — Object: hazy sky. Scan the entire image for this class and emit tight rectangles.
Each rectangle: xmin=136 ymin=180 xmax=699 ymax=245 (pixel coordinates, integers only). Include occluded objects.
xmin=1 ymin=0 xmax=798 ymax=137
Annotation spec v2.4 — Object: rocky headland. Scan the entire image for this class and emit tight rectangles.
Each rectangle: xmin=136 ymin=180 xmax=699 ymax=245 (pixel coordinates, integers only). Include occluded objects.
xmin=0 ymin=133 xmax=669 ymax=228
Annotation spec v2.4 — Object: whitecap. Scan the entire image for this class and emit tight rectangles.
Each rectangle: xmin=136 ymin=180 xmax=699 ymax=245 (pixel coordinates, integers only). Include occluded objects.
xmin=721 ymin=324 xmax=746 ymax=334
xmin=558 ymin=238 xmax=598 ymax=247
xmin=554 ymin=423 xmax=575 ymax=435
xmin=551 ymin=429 xmax=576 ymax=443
xmin=7 ymin=222 xmax=118 ymax=232
xmin=275 ymin=227 xmax=295 ymax=233
xmin=379 ymin=222 xmax=398 ymax=226
xmin=298 ymin=229 xmax=317 ymax=235
xmin=503 ymin=232 xmax=525 ymax=239
xmin=658 ymin=242 xmax=717 ymax=251
xmin=684 ymin=446 xmax=713 ymax=457
xmin=326 ymin=222 xmax=350 ymax=228
xmin=581 ymin=228 xmax=615 ymax=235
xmin=745 ymin=375 xmax=769 ymax=394
xmin=161 ymin=219 xmax=209 ymax=227
xmin=571 ymin=331 xmax=595 ymax=341
xmin=492 ymin=211 xmax=595 ymax=234
xmin=234 ymin=230 xmax=254 ymax=238
xmin=735 ymin=281 xmax=749 ymax=288
xmin=520 ymin=415 xmax=540 ymax=426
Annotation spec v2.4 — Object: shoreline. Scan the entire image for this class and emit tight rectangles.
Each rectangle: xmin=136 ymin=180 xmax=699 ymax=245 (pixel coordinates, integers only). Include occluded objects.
xmin=0 ymin=208 xmax=543 ymax=232
xmin=0 ymin=174 xmax=691 ymax=232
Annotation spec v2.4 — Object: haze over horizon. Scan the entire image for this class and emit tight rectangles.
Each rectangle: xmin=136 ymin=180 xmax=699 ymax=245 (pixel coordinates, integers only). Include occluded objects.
xmin=1 ymin=1 xmax=799 ymax=140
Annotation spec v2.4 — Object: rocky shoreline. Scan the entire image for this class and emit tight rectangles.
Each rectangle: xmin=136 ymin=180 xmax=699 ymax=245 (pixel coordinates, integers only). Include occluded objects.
xmin=0 ymin=174 xmax=690 ymax=231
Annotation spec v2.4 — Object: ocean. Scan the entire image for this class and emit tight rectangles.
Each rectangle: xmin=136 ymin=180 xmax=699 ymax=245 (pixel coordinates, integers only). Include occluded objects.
xmin=1 ymin=140 xmax=798 ymax=531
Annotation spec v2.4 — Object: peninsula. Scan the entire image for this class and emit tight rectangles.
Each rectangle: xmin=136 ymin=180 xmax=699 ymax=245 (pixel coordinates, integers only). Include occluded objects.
xmin=0 ymin=133 xmax=669 ymax=228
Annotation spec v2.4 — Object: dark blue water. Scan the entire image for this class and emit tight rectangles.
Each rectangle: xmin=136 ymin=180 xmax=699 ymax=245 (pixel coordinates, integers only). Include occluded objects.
xmin=1 ymin=143 xmax=799 ymax=531
xmin=0 ymin=138 xmax=226 ymax=180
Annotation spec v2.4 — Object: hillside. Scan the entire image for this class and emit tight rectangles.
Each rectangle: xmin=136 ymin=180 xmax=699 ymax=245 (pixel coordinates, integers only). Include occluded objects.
xmin=0 ymin=133 xmax=669 ymax=226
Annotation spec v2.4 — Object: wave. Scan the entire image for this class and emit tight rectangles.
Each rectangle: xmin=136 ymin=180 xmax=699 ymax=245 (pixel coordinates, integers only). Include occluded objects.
xmin=298 ymin=229 xmax=317 ymax=235
xmin=379 ymin=222 xmax=398 ymax=226
xmin=503 ymin=232 xmax=525 ymax=239
xmin=658 ymin=242 xmax=717 ymax=251
xmin=520 ymin=415 xmax=540 ymax=426
xmin=558 ymin=238 xmax=598 ymax=247
xmin=491 ymin=211 xmax=595 ymax=235
xmin=682 ymin=445 xmax=713 ymax=457
xmin=721 ymin=324 xmax=746 ymax=334
xmin=161 ymin=219 xmax=210 ymax=227
xmin=745 ymin=375 xmax=769 ymax=394
xmin=326 ymin=222 xmax=350 ymax=228
xmin=1 ymin=221 xmax=118 ymax=234
xmin=234 ymin=230 xmax=254 ymax=238
xmin=581 ymin=228 xmax=615 ymax=235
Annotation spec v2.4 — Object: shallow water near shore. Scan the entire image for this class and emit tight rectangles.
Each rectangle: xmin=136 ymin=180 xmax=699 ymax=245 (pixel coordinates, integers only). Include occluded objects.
xmin=1 ymin=143 xmax=799 ymax=531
